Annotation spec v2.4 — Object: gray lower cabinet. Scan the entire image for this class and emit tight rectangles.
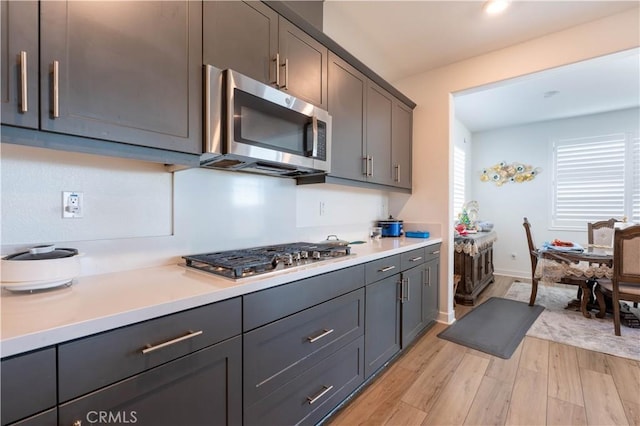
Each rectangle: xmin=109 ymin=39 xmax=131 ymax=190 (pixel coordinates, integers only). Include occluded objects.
xmin=401 ymin=264 xmax=427 ymax=347
xmin=204 ymin=1 xmax=327 ymax=109
xmin=243 ymin=267 xmax=365 ymax=425
xmin=1 ymin=347 xmax=56 ymax=426
xmin=59 ymin=336 xmax=242 ymax=426
xmin=424 ymin=257 xmax=441 ymax=323
xmin=0 ymin=0 xmax=38 ymax=129
xmin=245 ymin=336 xmax=364 ymax=426
xmin=38 ymin=1 xmax=202 ymax=154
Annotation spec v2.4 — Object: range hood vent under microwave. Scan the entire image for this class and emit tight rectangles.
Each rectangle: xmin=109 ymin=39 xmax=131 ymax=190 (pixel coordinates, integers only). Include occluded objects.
xmin=202 ymin=66 xmax=332 ymax=183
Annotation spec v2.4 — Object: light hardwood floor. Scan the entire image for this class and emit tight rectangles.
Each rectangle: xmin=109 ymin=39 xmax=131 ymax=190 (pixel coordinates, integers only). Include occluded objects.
xmin=328 ymin=275 xmax=640 ymax=426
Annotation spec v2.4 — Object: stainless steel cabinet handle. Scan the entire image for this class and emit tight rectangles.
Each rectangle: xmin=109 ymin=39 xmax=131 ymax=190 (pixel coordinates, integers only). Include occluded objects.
xmin=20 ymin=51 xmax=28 ymax=112
xmin=281 ymin=58 xmax=289 ymax=90
xmin=141 ymin=330 xmax=203 ymax=354
xmin=397 ymin=277 xmax=405 ymax=301
xmin=307 ymin=328 xmax=334 ymax=343
xmin=273 ymin=53 xmax=280 ymax=87
xmin=307 ymin=385 xmax=333 ymax=405
xmin=406 ymin=277 xmax=410 ymax=302
xmin=311 ymin=115 xmax=318 ymax=157
xmin=394 ymin=164 xmax=400 ymax=182
xmin=52 ymin=60 xmax=60 ymax=118
xmin=362 ymin=156 xmax=368 ymax=176
xmin=409 ymin=256 xmax=423 ymax=262
xmin=379 ymin=265 xmax=396 ymax=272
xmin=430 ymin=250 xmax=440 ymax=255
xmin=368 ymin=156 xmax=374 ymax=176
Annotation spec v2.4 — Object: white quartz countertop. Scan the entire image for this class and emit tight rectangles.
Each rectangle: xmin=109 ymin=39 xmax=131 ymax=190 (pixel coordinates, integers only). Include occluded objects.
xmin=1 ymin=237 xmax=441 ymax=357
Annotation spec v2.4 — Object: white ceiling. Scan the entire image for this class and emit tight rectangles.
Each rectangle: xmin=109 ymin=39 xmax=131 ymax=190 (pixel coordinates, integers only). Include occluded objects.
xmin=323 ymin=1 xmax=640 ymax=132
xmin=454 ymin=48 xmax=640 ymax=132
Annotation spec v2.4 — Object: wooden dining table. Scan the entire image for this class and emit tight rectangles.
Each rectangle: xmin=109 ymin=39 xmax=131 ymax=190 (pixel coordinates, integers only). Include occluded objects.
xmin=535 ymin=246 xmax=613 ymax=318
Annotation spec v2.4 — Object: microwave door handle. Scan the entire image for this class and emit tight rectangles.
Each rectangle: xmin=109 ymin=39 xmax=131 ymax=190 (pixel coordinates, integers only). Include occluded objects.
xmin=312 ymin=115 xmax=318 ymax=158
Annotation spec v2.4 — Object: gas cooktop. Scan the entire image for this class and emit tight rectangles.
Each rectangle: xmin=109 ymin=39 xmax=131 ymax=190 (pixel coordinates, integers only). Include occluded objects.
xmin=183 ymin=242 xmax=351 ymax=279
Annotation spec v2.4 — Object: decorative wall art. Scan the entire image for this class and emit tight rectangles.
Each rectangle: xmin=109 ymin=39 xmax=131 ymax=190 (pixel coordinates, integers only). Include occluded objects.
xmin=480 ymin=161 xmax=542 ymax=186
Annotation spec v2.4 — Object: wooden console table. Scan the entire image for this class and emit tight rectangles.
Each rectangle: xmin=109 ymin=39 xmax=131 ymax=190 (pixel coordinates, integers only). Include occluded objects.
xmin=454 ymin=231 xmax=497 ymax=305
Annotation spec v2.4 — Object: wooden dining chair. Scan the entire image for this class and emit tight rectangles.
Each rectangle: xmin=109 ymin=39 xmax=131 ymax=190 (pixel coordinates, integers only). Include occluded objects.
xmin=595 ymin=225 xmax=640 ymax=336
xmin=522 ymin=217 xmax=540 ymax=305
xmin=587 ymin=218 xmax=619 ymax=247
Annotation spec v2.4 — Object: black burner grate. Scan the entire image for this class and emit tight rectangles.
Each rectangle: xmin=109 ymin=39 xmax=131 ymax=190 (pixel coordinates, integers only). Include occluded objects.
xmin=183 ymin=242 xmax=351 ymax=279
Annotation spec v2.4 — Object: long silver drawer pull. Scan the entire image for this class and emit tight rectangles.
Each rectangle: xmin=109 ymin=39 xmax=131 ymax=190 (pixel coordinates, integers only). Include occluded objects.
xmin=272 ymin=53 xmax=280 ymax=87
xmin=369 ymin=156 xmax=374 ymax=176
xmin=409 ymin=256 xmax=423 ymax=262
xmin=379 ymin=265 xmax=396 ymax=272
xmin=282 ymin=58 xmax=289 ymax=90
xmin=307 ymin=328 xmax=334 ymax=343
xmin=307 ymin=385 xmax=334 ymax=405
xmin=430 ymin=250 xmax=440 ymax=255
xmin=20 ymin=51 xmax=28 ymax=112
xmin=141 ymin=330 xmax=203 ymax=354
xmin=52 ymin=60 xmax=59 ymax=118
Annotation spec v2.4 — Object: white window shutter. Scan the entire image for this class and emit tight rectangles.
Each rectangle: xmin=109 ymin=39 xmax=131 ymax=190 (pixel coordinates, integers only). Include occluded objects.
xmin=552 ymin=134 xmax=627 ymax=228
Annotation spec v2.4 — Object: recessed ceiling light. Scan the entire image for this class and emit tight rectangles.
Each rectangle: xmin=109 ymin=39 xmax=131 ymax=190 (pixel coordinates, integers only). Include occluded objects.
xmin=484 ymin=0 xmax=510 ymax=15
xmin=544 ymin=90 xmax=560 ymax=98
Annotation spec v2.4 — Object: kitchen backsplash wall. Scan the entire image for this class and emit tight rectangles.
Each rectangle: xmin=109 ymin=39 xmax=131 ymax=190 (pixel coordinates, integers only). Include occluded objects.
xmin=1 ymin=144 xmax=389 ymax=275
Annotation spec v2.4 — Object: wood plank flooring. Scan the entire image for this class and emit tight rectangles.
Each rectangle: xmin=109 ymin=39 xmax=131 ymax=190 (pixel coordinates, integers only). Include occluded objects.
xmin=327 ymin=275 xmax=640 ymax=426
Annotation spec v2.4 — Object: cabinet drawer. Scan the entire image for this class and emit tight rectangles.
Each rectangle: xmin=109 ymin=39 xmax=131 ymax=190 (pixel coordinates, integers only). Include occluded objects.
xmin=58 ymin=297 xmax=241 ymax=402
xmin=59 ymin=336 xmax=242 ymax=426
xmin=244 ymin=336 xmax=364 ymax=426
xmin=1 ymin=347 xmax=56 ymax=426
xmin=365 ymin=254 xmax=401 ymax=284
xmin=401 ymin=248 xmax=426 ymax=270
xmin=244 ymin=288 xmax=364 ymax=407
xmin=244 ymin=265 xmax=364 ymax=331
xmin=425 ymin=243 xmax=441 ymax=262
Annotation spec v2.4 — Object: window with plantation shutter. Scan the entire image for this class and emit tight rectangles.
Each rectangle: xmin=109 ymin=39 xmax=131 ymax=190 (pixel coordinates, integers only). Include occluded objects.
xmin=633 ymin=137 xmax=640 ymax=224
xmin=453 ymin=146 xmax=465 ymax=220
xmin=551 ymin=134 xmax=627 ymax=229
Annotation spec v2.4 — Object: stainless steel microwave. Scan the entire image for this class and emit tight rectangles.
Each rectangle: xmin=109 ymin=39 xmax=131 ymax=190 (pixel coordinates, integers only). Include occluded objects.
xmin=201 ymin=65 xmax=332 ymax=177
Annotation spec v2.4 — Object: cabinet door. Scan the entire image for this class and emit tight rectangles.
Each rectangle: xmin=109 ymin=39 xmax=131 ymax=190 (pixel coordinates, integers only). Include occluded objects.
xmin=328 ymin=52 xmax=367 ymax=182
xmin=1 ymin=347 xmax=56 ymax=426
xmin=392 ymin=100 xmax=413 ymax=189
xmin=424 ymin=257 xmax=440 ymax=322
xmin=366 ymin=82 xmax=394 ymax=186
xmin=59 ymin=337 xmax=242 ymax=426
xmin=203 ymin=1 xmax=278 ymax=85
xmin=40 ymin=1 xmax=202 ymax=154
xmin=278 ymin=17 xmax=328 ymax=109
xmin=401 ymin=264 xmax=426 ymax=348
xmin=1 ymin=0 xmax=38 ymax=128
xmin=364 ymin=274 xmax=401 ymax=378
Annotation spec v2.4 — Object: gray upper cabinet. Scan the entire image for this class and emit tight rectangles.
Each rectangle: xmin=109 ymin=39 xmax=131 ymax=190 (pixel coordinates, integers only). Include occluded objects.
xmin=277 ymin=18 xmax=328 ymax=109
xmin=392 ymin=101 xmax=413 ymax=189
xmin=329 ymin=53 xmax=413 ymax=190
xmin=203 ymin=1 xmax=278 ymax=84
xmin=1 ymin=0 xmax=38 ymax=129
xmin=39 ymin=1 xmax=202 ymax=154
xmin=366 ymin=82 xmax=395 ymax=186
xmin=204 ymin=1 xmax=327 ymax=109
xmin=328 ymin=52 xmax=366 ymax=182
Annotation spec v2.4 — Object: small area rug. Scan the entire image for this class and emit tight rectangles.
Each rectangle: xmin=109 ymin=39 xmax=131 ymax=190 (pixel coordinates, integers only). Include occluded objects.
xmin=504 ymin=281 xmax=640 ymax=361
xmin=437 ymin=297 xmax=544 ymax=359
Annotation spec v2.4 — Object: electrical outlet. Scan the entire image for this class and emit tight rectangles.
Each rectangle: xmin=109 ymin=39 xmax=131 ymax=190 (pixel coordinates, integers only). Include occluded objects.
xmin=319 ymin=201 xmax=326 ymax=216
xmin=63 ymin=191 xmax=84 ymax=218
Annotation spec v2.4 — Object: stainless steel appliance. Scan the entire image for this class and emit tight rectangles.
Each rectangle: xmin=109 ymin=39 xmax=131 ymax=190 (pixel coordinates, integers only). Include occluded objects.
xmin=183 ymin=242 xmax=351 ymax=279
xmin=201 ymin=66 xmax=332 ymax=178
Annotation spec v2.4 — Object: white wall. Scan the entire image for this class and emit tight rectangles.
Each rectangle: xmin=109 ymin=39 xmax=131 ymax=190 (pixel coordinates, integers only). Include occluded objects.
xmin=1 ymin=144 xmax=389 ymax=276
xmin=390 ymin=9 xmax=639 ymax=323
xmin=470 ymin=107 xmax=640 ymax=278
